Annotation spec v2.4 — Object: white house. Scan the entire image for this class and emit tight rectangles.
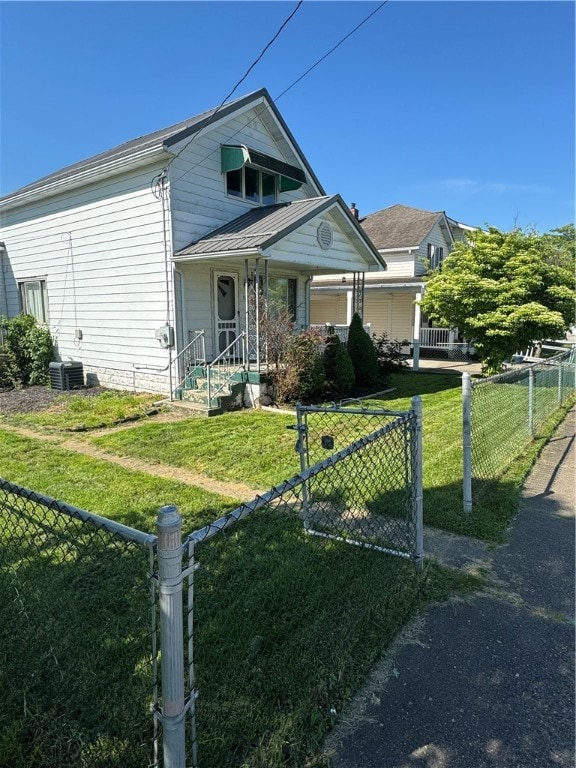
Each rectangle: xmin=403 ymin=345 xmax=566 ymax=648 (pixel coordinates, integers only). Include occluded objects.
xmin=310 ymin=203 xmax=476 ymax=355
xmin=0 ymin=89 xmax=386 ymax=410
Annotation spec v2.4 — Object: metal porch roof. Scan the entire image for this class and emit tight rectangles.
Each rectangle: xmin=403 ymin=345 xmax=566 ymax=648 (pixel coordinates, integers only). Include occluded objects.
xmin=175 ymin=196 xmax=346 ymax=257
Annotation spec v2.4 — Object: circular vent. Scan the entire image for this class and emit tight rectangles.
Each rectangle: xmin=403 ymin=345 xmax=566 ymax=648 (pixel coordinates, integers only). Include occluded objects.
xmin=317 ymin=221 xmax=333 ymax=250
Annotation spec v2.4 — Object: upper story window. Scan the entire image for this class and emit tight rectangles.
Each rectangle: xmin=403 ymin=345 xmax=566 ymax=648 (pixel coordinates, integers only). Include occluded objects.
xmin=226 ymin=165 xmax=277 ymax=205
xmin=19 ymin=278 xmax=49 ymax=324
xmin=427 ymin=243 xmax=444 ymax=271
xmin=221 ymin=144 xmax=306 ymax=206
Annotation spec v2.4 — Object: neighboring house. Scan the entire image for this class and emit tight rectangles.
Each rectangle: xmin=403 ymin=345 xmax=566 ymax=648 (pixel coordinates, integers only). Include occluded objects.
xmin=0 ymin=89 xmax=385 ymax=409
xmin=310 ymin=203 xmax=476 ymax=352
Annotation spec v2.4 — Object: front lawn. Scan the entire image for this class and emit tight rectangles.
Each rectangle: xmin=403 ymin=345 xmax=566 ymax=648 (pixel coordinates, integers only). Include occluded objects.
xmin=0 ymin=426 xmax=480 ymax=768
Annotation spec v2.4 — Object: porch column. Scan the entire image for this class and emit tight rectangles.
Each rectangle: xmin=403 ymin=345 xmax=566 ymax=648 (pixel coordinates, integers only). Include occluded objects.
xmin=413 ymin=292 xmax=422 ymax=371
xmin=244 ymin=260 xmax=250 ymax=370
xmin=254 ymin=259 xmax=260 ymax=371
xmin=352 ymin=272 xmax=365 ymax=320
xmin=346 ymin=290 xmax=353 ymax=325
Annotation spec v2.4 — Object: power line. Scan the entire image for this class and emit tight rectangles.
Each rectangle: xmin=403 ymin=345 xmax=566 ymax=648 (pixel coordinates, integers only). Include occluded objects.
xmin=276 ymin=1 xmax=389 ymax=100
xmin=167 ymin=1 xmax=303 ymax=168
xmin=169 ymin=1 xmax=390 ymax=188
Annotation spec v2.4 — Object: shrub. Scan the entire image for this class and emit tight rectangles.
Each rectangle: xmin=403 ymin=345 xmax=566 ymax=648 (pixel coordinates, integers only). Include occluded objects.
xmin=323 ymin=333 xmax=355 ymax=396
xmin=346 ymin=313 xmax=380 ymax=387
xmin=2 ymin=314 xmax=54 ymax=387
xmin=373 ymin=332 xmax=409 ymax=385
xmin=274 ymin=330 xmax=326 ymax=403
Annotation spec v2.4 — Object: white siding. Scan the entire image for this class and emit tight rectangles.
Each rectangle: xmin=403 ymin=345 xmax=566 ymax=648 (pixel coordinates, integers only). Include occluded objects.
xmin=414 ymin=220 xmax=452 ymax=277
xmin=0 ymin=161 xmax=175 ymax=393
xmin=379 ymin=250 xmax=418 ymax=278
xmin=168 ymin=105 xmax=319 ymax=253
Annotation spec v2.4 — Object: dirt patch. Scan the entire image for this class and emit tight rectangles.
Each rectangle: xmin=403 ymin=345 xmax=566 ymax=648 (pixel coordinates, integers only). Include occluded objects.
xmin=0 ymin=387 xmax=259 ymax=500
xmin=0 ymin=385 xmax=106 ymax=415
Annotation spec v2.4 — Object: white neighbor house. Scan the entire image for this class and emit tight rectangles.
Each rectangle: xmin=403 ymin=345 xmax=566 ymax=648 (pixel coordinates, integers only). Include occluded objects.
xmin=310 ymin=204 xmax=476 ymax=356
xmin=0 ymin=89 xmax=386 ymax=410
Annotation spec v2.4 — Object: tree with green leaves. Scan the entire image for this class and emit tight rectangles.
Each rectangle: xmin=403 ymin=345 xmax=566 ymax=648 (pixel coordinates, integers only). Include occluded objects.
xmin=1 ymin=314 xmax=54 ymax=387
xmin=420 ymin=225 xmax=575 ymax=374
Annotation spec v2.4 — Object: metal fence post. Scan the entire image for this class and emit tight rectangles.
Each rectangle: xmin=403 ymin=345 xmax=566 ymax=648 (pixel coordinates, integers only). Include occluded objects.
xmin=528 ymin=368 xmax=534 ymax=437
xmin=462 ymin=373 xmax=472 ymax=513
xmin=558 ymin=361 xmax=563 ymax=406
xmin=411 ymin=395 xmax=424 ymax=569
xmin=157 ymin=505 xmax=186 ymax=768
xmin=295 ymin=403 xmax=310 ymax=529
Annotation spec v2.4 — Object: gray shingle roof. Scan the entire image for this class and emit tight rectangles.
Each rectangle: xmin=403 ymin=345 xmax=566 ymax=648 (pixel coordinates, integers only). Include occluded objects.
xmin=175 ymin=196 xmax=337 ymax=256
xmin=1 ymin=88 xmax=325 ymax=203
xmin=360 ymin=204 xmax=445 ymax=250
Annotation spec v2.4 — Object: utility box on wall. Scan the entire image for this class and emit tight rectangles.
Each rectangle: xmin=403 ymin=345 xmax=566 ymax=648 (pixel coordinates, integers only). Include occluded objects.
xmin=49 ymin=361 xmax=84 ymax=391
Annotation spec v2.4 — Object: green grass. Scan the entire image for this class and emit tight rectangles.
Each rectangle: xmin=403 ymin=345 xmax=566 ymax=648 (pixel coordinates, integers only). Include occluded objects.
xmin=2 ymin=390 xmax=164 ymax=430
xmin=0 ymin=426 xmax=481 ymax=768
xmin=85 ymin=370 xmax=573 ymax=542
xmin=1 ymin=370 xmax=572 ymax=767
xmin=90 ymin=409 xmax=301 ymax=489
xmin=0 ymin=429 xmax=239 ymax=532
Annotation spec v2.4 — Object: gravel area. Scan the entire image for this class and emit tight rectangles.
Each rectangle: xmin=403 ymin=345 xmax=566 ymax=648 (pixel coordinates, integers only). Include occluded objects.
xmin=0 ymin=385 xmax=105 ymax=415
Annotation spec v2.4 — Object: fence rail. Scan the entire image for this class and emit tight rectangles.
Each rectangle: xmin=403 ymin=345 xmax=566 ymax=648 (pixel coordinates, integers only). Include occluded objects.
xmin=462 ymin=348 xmax=576 ymax=511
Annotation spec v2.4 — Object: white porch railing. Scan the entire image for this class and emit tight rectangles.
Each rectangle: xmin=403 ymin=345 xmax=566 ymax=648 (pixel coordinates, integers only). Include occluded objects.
xmin=173 ymin=330 xmax=206 ymax=395
xmin=309 ymin=323 xmax=371 ymax=344
xmin=206 ymin=332 xmax=247 ymax=405
xmin=419 ymin=328 xmax=453 ymax=347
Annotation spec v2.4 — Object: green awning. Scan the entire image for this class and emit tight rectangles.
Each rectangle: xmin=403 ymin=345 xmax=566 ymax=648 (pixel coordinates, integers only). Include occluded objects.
xmin=279 ymin=176 xmax=303 ymax=192
xmin=221 ymin=145 xmax=306 ymax=190
xmin=221 ymin=145 xmax=250 ymax=173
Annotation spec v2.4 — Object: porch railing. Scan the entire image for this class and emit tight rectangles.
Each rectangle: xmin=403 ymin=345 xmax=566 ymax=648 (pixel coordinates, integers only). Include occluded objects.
xmin=206 ymin=332 xmax=247 ymax=405
xmin=308 ymin=323 xmax=371 ymax=345
xmin=173 ymin=330 xmax=206 ymax=395
xmin=419 ymin=327 xmax=453 ymax=347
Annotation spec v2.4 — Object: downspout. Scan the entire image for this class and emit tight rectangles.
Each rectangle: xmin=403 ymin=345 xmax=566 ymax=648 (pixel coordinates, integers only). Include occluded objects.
xmin=0 ymin=243 xmax=8 ymax=317
xmin=304 ymin=275 xmax=313 ymax=329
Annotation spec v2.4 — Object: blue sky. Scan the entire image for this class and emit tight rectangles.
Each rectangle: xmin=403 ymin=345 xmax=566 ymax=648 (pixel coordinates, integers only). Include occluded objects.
xmin=1 ymin=1 xmax=574 ymax=233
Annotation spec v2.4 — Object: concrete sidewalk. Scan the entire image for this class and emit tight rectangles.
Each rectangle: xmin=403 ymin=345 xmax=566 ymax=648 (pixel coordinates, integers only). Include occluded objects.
xmin=325 ymin=409 xmax=575 ymax=768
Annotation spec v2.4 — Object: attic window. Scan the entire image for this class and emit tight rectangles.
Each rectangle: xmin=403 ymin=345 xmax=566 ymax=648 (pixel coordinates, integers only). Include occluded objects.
xmin=427 ymin=243 xmax=444 ymax=270
xmin=221 ymin=145 xmax=305 ymax=200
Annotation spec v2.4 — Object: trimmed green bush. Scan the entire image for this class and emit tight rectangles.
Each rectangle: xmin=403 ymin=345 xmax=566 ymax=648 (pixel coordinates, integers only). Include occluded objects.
xmin=346 ymin=313 xmax=379 ymax=387
xmin=274 ymin=330 xmax=326 ymax=403
xmin=373 ymin=332 xmax=409 ymax=385
xmin=1 ymin=314 xmax=54 ymax=387
xmin=323 ymin=333 xmax=355 ymax=396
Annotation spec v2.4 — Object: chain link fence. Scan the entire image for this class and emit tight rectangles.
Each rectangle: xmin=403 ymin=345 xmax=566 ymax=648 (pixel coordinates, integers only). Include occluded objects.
xmin=295 ymin=400 xmax=423 ymax=559
xmin=0 ymin=478 xmax=158 ymax=768
xmin=463 ymin=348 xmax=576 ymax=510
xmin=177 ymin=398 xmax=422 ymax=766
xmin=2 ymin=399 xmax=422 ymax=768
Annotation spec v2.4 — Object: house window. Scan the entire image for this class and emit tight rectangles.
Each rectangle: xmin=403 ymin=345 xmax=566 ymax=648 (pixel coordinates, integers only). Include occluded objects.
xmin=226 ymin=165 xmax=277 ymax=205
xmin=267 ymin=277 xmax=297 ymax=321
xmin=19 ymin=279 xmax=49 ymax=324
xmin=427 ymin=244 xmax=444 ymax=270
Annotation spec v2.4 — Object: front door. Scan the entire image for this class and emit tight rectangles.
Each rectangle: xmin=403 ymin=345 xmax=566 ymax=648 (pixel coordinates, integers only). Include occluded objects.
xmin=214 ymin=272 xmax=239 ymax=356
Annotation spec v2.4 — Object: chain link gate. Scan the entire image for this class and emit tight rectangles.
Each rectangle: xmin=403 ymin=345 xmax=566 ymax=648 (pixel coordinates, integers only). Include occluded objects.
xmin=293 ymin=398 xmax=424 ymax=563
